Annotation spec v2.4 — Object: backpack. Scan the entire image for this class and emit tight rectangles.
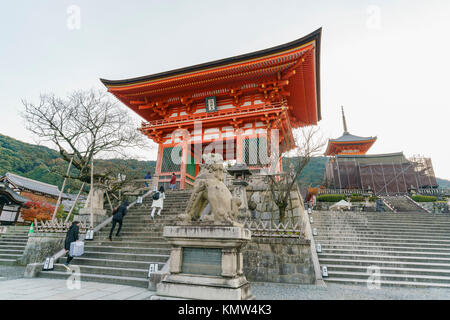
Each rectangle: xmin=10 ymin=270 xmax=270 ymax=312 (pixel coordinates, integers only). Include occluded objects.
xmin=152 ymin=191 xmax=160 ymax=201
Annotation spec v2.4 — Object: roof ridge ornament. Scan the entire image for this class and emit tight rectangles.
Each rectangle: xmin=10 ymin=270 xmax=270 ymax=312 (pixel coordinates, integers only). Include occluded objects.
xmin=341 ymin=105 xmax=349 ymax=134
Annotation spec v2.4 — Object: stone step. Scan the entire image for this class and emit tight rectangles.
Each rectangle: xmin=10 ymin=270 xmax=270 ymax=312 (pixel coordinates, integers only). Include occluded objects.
xmin=311 ymin=219 xmax=450 ymax=226
xmin=311 ymin=218 xmax=450 ymax=226
xmin=130 ymin=207 xmax=182 ymax=211
xmin=1 ymin=231 xmax=29 ymax=235
xmin=57 ymin=256 xmax=167 ymax=270
xmin=312 ymin=214 xmax=450 ymax=221
xmin=320 ymin=248 xmax=450 ymax=258
xmin=84 ymin=245 xmax=170 ymax=255
xmin=323 ymin=277 xmax=450 ymax=288
xmin=38 ymin=269 xmax=149 ymax=288
xmin=81 ymin=251 xmax=169 ymax=262
xmin=35 ymin=189 xmax=191 ymax=288
xmin=103 ymin=222 xmax=165 ymax=227
xmin=318 ymin=252 xmax=450 ymax=264
xmin=0 ymin=244 xmax=26 ymax=249
xmin=324 ymin=264 xmax=450 ymax=277
xmin=0 ymin=258 xmax=17 ymax=265
xmin=0 ymin=249 xmax=24 ymax=255
xmin=0 ymin=241 xmax=28 ymax=248
xmin=101 ymin=228 xmax=165 ymax=233
xmin=319 ymin=257 xmax=450 ymax=270
xmin=314 ymin=234 xmax=450 ymax=242
xmin=0 ymin=238 xmax=28 ymax=245
xmin=52 ymin=264 xmax=153 ymax=279
xmin=318 ymin=243 xmax=450 ymax=252
xmin=90 ymin=236 xmax=168 ymax=242
xmin=0 ymin=253 xmax=21 ymax=260
xmin=96 ymin=231 xmax=163 ymax=237
xmin=312 ymin=211 xmax=449 ymax=217
xmin=314 ymin=236 xmax=450 ymax=244
xmin=311 ymin=220 xmax=450 ymax=228
xmin=312 ymin=229 xmax=450 ymax=237
xmin=325 ymin=270 xmax=450 ymax=285
xmin=85 ymin=240 xmax=170 ymax=248
xmin=0 ymin=235 xmax=29 ymax=240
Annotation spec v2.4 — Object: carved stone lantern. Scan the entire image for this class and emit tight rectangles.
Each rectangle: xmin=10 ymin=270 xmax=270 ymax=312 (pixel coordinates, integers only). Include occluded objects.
xmin=227 ymin=163 xmax=252 ymax=220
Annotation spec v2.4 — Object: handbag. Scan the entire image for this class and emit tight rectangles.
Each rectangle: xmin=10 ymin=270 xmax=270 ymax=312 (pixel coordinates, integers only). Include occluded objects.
xmin=152 ymin=191 xmax=160 ymax=200
xmin=69 ymin=241 xmax=84 ymax=257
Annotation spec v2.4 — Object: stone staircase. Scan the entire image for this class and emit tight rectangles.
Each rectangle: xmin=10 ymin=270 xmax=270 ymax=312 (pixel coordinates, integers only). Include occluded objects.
xmin=0 ymin=226 xmax=29 ymax=265
xmin=382 ymin=195 xmax=426 ymax=213
xmin=312 ymin=210 xmax=450 ymax=287
xmin=37 ymin=190 xmax=191 ymax=288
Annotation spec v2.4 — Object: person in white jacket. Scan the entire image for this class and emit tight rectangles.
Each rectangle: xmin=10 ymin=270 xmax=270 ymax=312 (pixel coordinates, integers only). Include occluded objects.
xmin=151 ymin=186 xmax=165 ymax=219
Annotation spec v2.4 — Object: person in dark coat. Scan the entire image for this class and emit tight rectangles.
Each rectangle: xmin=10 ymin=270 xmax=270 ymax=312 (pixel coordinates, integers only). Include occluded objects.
xmin=64 ymin=221 xmax=80 ymax=267
xmin=109 ymin=200 xmax=129 ymax=241
xmin=144 ymin=172 xmax=152 ymax=187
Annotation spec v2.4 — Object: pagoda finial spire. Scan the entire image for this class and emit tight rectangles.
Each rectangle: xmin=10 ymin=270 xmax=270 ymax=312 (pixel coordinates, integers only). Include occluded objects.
xmin=341 ymin=105 xmax=349 ymax=134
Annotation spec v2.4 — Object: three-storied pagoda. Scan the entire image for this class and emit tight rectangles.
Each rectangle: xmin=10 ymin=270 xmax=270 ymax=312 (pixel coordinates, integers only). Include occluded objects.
xmin=324 ymin=106 xmax=376 ymax=156
xmin=101 ymin=29 xmax=322 ymax=189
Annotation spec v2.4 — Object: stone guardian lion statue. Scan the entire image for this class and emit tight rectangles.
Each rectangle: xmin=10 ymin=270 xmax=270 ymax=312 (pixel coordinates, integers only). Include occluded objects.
xmin=179 ymin=153 xmax=241 ymax=224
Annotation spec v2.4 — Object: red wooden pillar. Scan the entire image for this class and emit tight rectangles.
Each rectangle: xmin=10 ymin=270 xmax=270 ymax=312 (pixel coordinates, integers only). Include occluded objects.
xmin=180 ymin=140 xmax=188 ymax=189
xmin=235 ymin=128 xmax=244 ymax=164
xmin=156 ymin=143 xmax=163 ymax=178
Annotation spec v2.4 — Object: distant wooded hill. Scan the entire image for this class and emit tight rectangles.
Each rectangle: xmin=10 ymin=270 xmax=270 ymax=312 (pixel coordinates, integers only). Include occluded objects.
xmin=1 ymin=133 xmax=448 ymax=191
xmin=0 ymin=133 xmax=155 ymax=193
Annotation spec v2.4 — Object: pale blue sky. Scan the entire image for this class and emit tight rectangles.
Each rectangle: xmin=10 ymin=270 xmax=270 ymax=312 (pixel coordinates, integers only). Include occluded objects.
xmin=1 ymin=1 xmax=449 ymax=179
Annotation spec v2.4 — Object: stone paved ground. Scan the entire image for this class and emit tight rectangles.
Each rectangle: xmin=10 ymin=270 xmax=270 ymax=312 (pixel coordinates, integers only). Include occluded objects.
xmin=0 ymin=265 xmax=26 ymax=281
xmin=2 ymin=266 xmax=450 ymax=300
xmin=251 ymin=282 xmax=450 ymax=300
xmin=0 ymin=278 xmax=154 ymax=300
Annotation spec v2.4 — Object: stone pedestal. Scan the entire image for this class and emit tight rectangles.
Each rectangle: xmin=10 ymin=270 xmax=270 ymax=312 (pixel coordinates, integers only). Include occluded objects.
xmin=152 ymin=222 xmax=254 ymax=300
xmin=78 ymin=184 xmax=107 ymax=225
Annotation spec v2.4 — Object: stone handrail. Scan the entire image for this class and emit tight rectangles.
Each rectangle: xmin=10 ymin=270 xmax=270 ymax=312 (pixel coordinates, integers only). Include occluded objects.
xmin=301 ymin=207 xmax=325 ymax=286
xmin=381 ymin=198 xmax=397 ymax=213
xmin=404 ymin=195 xmax=431 ymax=213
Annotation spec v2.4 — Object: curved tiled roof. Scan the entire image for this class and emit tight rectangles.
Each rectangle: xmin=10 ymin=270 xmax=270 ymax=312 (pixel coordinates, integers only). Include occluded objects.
xmin=329 ymin=132 xmax=376 ymax=143
xmin=100 ymin=28 xmax=322 ymax=87
xmin=0 ymin=182 xmax=28 ymax=205
xmin=3 ymin=172 xmax=61 ymax=198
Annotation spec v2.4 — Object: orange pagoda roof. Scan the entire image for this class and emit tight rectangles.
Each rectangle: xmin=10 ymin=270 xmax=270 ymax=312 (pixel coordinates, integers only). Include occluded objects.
xmin=324 ymin=106 xmax=377 ymax=156
xmin=100 ymin=29 xmax=322 ymax=130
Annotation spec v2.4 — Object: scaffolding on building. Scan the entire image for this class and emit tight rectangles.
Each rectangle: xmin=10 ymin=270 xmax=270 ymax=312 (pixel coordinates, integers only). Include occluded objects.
xmin=324 ymin=153 xmax=438 ymax=195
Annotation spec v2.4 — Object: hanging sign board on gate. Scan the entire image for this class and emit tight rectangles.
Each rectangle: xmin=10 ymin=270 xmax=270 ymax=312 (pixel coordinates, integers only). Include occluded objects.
xmin=205 ymin=96 xmax=217 ymax=113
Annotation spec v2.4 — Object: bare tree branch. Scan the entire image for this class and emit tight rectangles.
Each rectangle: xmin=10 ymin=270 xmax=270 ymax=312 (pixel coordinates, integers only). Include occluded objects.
xmin=21 ymin=89 xmax=150 ymax=183
xmin=265 ymin=126 xmax=326 ymax=223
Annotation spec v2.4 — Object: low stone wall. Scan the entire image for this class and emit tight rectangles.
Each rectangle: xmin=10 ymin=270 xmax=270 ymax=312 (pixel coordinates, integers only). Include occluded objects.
xmin=18 ymin=233 xmax=65 ymax=266
xmin=247 ymin=188 xmax=305 ymax=223
xmin=421 ymin=202 xmax=450 ymax=213
xmin=242 ymin=237 xmax=315 ymax=284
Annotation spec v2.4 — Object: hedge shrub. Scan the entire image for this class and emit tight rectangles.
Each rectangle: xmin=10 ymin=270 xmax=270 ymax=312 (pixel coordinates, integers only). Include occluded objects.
xmin=317 ymin=194 xmax=347 ymax=202
xmin=368 ymin=196 xmax=378 ymax=202
xmin=350 ymin=195 xmax=365 ymax=202
xmin=412 ymin=195 xmax=437 ymax=202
